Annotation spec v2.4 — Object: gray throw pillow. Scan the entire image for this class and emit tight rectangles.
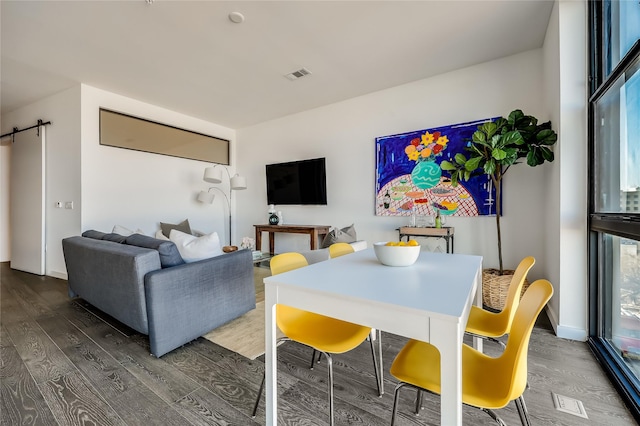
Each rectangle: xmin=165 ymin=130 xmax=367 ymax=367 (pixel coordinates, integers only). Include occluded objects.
xmin=82 ymin=230 xmax=108 ymax=240
xmin=125 ymin=234 xmax=185 ymax=268
xmin=160 ymin=219 xmax=192 ymax=238
xmin=101 ymin=233 xmax=128 ymax=243
xmin=321 ymin=224 xmax=357 ymax=248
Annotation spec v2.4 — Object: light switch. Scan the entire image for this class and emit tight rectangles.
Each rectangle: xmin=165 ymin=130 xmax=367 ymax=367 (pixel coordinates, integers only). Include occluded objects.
xmin=64 ymin=201 xmax=74 ymax=209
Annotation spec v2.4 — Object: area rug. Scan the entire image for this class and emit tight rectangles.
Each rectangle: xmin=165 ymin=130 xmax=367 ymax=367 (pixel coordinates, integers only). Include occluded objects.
xmin=202 ymin=300 xmax=285 ymax=359
xmin=202 ymin=266 xmax=284 ymax=359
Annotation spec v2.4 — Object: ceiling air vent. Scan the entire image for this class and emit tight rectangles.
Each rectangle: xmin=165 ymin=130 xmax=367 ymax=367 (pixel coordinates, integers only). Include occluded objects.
xmin=284 ymin=67 xmax=312 ymax=81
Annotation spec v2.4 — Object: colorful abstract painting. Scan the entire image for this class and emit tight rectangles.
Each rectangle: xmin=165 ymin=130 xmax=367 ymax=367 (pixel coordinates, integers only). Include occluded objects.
xmin=375 ymin=117 xmax=500 ymax=217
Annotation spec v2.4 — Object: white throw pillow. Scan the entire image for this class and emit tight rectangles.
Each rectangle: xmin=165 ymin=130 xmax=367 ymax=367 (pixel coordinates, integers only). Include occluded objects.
xmin=155 ymin=229 xmax=170 ymax=241
xmin=169 ymin=229 xmax=223 ymax=263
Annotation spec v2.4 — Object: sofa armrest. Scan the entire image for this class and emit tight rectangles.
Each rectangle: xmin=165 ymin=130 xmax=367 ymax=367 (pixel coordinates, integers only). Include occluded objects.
xmin=144 ymin=249 xmax=255 ymax=357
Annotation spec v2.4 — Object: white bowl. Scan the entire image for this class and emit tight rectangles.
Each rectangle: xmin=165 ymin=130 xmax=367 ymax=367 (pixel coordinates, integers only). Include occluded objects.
xmin=373 ymin=242 xmax=420 ymax=267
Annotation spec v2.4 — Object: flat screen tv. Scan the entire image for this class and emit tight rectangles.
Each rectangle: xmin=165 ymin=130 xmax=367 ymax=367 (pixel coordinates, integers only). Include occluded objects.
xmin=266 ymin=157 xmax=327 ymax=205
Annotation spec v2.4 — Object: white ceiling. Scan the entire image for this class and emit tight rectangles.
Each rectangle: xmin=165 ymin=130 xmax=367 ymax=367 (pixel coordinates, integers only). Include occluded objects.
xmin=1 ymin=1 xmax=554 ymax=129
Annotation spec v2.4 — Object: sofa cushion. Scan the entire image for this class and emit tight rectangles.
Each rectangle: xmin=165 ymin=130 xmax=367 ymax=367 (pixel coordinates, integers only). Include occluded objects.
xmin=125 ymin=234 xmax=185 ymax=268
xmin=160 ymin=219 xmax=192 ymax=238
xmin=321 ymin=224 xmax=357 ymax=248
xmin=169 ymin=229 xmax=223 ymax=263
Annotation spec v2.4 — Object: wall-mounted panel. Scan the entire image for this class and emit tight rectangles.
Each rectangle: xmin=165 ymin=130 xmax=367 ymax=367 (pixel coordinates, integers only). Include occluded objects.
xmin=99 ymin=108 xmax=229 ymax=164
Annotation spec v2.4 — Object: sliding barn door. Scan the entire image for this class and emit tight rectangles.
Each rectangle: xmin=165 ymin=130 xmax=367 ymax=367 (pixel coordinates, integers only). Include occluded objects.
xmin=10 ymin=126 xmax=45 ymax=275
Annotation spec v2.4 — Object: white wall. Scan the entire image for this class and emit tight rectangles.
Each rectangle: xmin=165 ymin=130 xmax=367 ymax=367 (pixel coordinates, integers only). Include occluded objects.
xmin=79 ymin=85 xmax=238 ymax=248
xmin=542 ymin=0 xmax=588 ymax=340
xmin=543 ymin=0 xmax=562 ymax=332
xmin=1 ymin=86 xmax=81 ymax=277
xmin=237 ymin=50 xmax=550 ymax=280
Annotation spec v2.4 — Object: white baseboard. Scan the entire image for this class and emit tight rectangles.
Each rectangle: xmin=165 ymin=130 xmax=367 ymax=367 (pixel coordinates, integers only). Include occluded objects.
xmin=48 ymin=270 xmax=68 ymax=280
xmin=545 ymin=305 xmax=587 ymax=341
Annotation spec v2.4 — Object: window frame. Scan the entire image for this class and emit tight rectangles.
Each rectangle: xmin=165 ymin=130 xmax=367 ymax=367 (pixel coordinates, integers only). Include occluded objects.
xmin=588 ymin=1 xmax=640 ymax=421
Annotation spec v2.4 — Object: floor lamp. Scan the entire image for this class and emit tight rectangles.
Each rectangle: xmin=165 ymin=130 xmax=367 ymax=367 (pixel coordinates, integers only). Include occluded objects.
xmin=197 ymin=165 xmax=247 ymax=246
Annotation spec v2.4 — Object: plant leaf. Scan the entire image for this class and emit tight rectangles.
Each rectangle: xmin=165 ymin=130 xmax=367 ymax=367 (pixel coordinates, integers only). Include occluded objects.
xmin=537 ymin=129 xmax=558 ymax=146
xmin=484 ymin=159 xmax=496 ymax=175
xmin=501 ymin=130 xmax=524 ymax=146
xmin=541 ymin=146 xmax=554 ymax=162
xmin=455 ymin=153 xmax=467 ymax=165
xmin=472 ymin=130 xmax=487 ymax=143
xmin=492 ymin=148 xmax=507 ymax=160
xmin=440 ymin=160 xmax=456 ymax=171
xmin=465 ymin=156 xmax=483 ymax=171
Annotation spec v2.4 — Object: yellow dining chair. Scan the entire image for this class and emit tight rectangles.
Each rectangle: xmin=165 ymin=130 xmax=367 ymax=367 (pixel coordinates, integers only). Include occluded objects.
xmin=412 ymin=257 xmax=536 ymax=416
xmin=252 ymin=252 xmax=383 ymax=425
xmin=329 ymin=242 xmax=355 ymax=258
xmin=466 ymin=256 xmax=536 ymax=348
xmin=389 ymin=279 xmax=553 ymax=426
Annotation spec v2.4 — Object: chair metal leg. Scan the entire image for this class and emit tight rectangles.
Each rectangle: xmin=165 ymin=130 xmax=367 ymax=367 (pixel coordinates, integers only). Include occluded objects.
xmin=391 ymin=382 xmax=410 ymax=426
xmin=466 ymin=332 xmax=506 ymax=349
xmin=310 ymin=349 xmax=317 ymax=369
xmin=251 ymin=337 xmax=291 ymax=418
xmin=414 ymin=389 xmax=423 ymax=415
xmin=368 ymin=330 xmax=384 ymax=396
xmin=251 ymin=375 xmax=265 ymax=418
xmin=482 ymin=408 xmax=508 ymax=426
xmin=514 ymin=396 xmax=532 ymax=426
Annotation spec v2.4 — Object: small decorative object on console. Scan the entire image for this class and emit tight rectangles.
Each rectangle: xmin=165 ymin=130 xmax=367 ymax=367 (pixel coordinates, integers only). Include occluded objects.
xmin=223 ymin=245 xmax=238 ymax=253
xmin=241 ymin=237 xmax=255 ymax=250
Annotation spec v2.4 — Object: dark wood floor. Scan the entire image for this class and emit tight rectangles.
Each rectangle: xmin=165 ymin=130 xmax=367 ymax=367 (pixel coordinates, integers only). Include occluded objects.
xmin=1 ymin=262 xmax=636 ymax=425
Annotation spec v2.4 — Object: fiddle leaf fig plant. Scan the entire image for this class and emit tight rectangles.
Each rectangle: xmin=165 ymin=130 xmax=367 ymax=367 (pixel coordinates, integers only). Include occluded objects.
xmin=440 ymin=109 xmax=557 ymax=274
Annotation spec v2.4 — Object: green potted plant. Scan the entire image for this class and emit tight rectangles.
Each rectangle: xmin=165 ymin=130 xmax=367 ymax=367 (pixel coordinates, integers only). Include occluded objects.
xmin=441 ymin=109 xmax=557 ymax=308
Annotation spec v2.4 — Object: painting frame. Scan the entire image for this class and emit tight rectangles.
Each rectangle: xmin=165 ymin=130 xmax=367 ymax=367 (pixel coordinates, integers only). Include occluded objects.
xmin=375 ymin=117 xmax=500 ymax=218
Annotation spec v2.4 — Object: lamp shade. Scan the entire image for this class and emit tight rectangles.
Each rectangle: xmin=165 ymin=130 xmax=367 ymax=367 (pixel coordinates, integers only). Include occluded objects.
xmin=230 ymin=174 xmax=247 ymax=190
xmin=203 ymin=167 xmax=223 ymax=184
xmin=197 ymin=190 xmax=215 ymax=204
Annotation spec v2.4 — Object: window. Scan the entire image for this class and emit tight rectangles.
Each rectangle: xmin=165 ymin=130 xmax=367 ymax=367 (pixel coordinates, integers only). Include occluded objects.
xmin=589 ymin=1 xmax=640 ymax=420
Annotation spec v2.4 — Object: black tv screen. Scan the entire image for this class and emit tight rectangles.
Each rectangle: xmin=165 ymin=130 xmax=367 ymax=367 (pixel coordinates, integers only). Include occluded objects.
xmin=266 ymin=158 xmax=327 ymax=205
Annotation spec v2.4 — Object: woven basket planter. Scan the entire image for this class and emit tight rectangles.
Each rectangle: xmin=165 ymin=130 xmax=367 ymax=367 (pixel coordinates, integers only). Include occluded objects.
xmin=482 ymin=268 xmax=530 ymax=311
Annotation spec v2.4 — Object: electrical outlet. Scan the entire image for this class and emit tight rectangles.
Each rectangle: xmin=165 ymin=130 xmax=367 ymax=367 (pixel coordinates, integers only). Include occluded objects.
xmin=551 ymin=392 xmax=588 ymax=419
xmin=55 ymin=201 xmax=63 ymax=208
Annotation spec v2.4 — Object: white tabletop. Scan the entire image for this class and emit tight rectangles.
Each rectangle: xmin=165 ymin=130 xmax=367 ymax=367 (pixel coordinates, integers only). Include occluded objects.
xmin=263 ymin=248 xmax=483 ymax=425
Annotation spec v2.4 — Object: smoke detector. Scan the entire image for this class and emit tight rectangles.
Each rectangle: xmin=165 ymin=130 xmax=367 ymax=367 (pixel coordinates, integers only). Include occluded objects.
xmin=284 ymin=67 xmax=312 ymax=81
xmin=229 ymin=12 xmax=245 ymax=24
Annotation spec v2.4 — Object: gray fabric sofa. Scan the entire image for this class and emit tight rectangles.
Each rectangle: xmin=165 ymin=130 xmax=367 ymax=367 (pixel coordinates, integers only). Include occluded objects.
xmin=62 ymin=231 xmax=255 ymax=357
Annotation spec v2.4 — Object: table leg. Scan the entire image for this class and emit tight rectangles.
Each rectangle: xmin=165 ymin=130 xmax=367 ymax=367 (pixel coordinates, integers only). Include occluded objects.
xmin=431 ymin=319 xmax=463 ymax=425
xmin=311 ymin=230 xmax=318 ymax=250
xmin=265 ymin=288 xmax=278 ymax=425
xmin=256 ymin=229 xmax=262 ymax=253
xmin=472 ymin=268 xmax=484 ymax=353
xmin=268 ymin=232 xmax=275 ymax=255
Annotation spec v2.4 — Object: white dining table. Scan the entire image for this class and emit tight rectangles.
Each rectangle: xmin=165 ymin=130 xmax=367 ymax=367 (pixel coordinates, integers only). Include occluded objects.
xmin=264 ymin=248 xmax=483 ymax=425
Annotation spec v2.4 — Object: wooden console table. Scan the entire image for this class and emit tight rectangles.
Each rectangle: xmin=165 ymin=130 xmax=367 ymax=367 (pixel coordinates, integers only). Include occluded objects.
xmin=398 ymin=226 xmax=455 ymax=253
xmin=254 ymin=224 xmax=331 ymax=255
